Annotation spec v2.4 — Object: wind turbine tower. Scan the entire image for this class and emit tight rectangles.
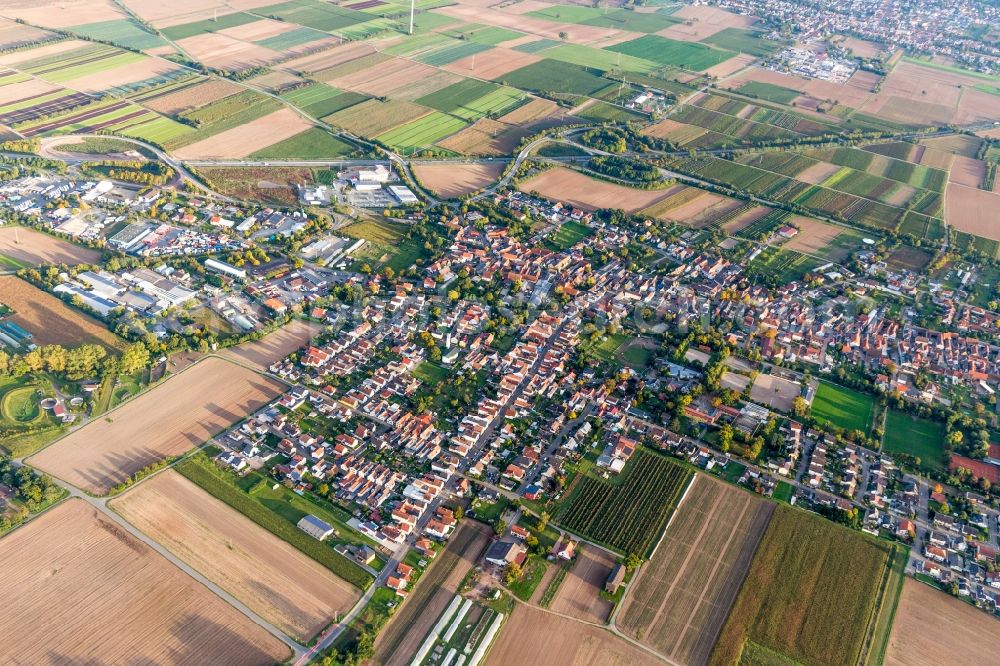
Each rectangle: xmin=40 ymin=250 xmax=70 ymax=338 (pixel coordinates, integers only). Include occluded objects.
xmin=409 ymin=0 xmax=415 ymax=35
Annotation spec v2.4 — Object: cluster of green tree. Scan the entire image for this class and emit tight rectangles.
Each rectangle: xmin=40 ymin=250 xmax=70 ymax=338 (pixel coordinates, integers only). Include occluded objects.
xmin=0 ymin=138 xmax=38 ymax=154
xmin=0 ymin=343 xmax=110 ymax=380
xmin=225 ymin=247 xmax=271 ymax=268
xmin=580 ymin=127 xmax=628 ymax=153
xmin=587 ymin=155 xmax=660 ymax=184
xmin=0 ymin=154 xmax=68 ymax=179
xmin=81 ymin=160 xmax=174 ymax=186
xmin=0 ymin=456 xmax=63 ymax=517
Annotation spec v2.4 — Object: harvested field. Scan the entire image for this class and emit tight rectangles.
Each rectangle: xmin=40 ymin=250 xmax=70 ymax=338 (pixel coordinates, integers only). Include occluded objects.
xmin=797 ymin=161 xmax=843 ymax=185
xmin=486 ymin=604 xmax=661 ymax=666
xmin=886 ymin=579 xmax=1000 ymax=666
xmin=435 ymin=118 xmax=520 ymax=155
xmin=920 ymin=134 xmax=982 ymax=157
xmin=176 ymin=32 xmax=279 ymax=70
xmin=839 ymin=36 xmax=883 ymax=58
xmin=412 ymin=162 xmax=503 ymax=198
xmin=781 ymin=217 xmax=843 ymax=254
xmin=667 ymin=6 xmax=756 ymax=38
xmin=328 ymin=57 xmax=455 ymax=98
xmin=29 ymin=357 xmax=284 ymax=494
xmin=948 ymin=155 xmax=986 ymax=186
xmin=860 ymin=62 xmax=997 ymax=126
xmin=173 ymin=108 xmax=311 ymax=158
xmin=642 ymin=118 xmax=707 ymax=145
xmin=749 ymin=373 xmax=804 ymax=412
xmin=723 ymin=67 xmax=874 ymax=108
xmin=619 ymin=475 xmax=772 ymax=666
xmin=443 ymin=46 xmax=542 ymax=79
xmin=721 ymin=205 xmax=772 ymax=233
xmin=0 ymin=275 xmax=120 ymax=350
xmin=110 ymin=470 xmax=359 ymax=642
xmin=0 ymin=0 xmax=122 ymax=27
xmin=703 ymin=53 xmax=755 ymax=78
xmin=374 ymin=521 xmax=491 ymax=666
xmin=0 ymin=499 xmax=290 ymax=665
xmin=217 ymin=18 xmax=296 ymax=42
xmin=0 ymin=225 xmax=101 ymax=265
xmin=63 ymin=57 xmax=182 ymax=94
xmin=518 ymin=167 xmax=673 ymax=213
xmin=946 ymin=184 xmax=1000 ymax=242
xmin=282 ymin=42 xmax=377 ymax=75
xmin=221 ymin=319 xmax=321 ymax=370
xmin=0 ymin=38 xmax=89 ymax=66
xmin=548 ymin=546 xmax=615 ymax=624
xmin=142 ymin=79 xmax=242 ymax=115
xmin=917 ymin=145 xmax=955 ymax=170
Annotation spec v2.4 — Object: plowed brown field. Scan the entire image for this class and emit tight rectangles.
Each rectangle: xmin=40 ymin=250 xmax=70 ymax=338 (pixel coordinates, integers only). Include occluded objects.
xmin=0 ymin=498 xmax=290 ymax=665
xmin=29 ymin=357 xmax=284 ymax=494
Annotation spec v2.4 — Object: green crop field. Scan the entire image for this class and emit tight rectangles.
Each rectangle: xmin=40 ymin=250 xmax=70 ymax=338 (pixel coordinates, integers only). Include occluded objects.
xmin=250 ymin=128 xmax=353 ymax=159
xmin=736 ymin=81 xmax=801 ymax=104
xmin=543 ymin=43 xmax=659 ymax=74
xmin=161 ymin=12 xmax=258 ymax=40
xmin=527 ymin=6 xmax=681 ymax=32
xmin=702 ymin=28 xmax=780 ymax=57
xmin=119 ymin=116 xmax=195 ymax=145
xmin=38 ymin=51 xmax=146 ymax=84
xmin=325 ymin=98 xmax=430 ymax=136
xmin=512 ymin=38 xmax=559 ymax=54
xmin=255 ymin=26 xmax=329 ymax=50
xmin=607 ymin=35 xmax=734 ymax=70
xmin=69 ymin=19 xmax=166 ymax=50
xmin=413 ymin=41 xmax=492 ymax=66
xmin=811 ymin=381 xmax=874 ymax=432
xmin=496 ymin=59 xmax=609 ymax=95
xmin=281 ymin=84 xmax=367 ymax=118
xmin=375 ymin=111 xmax=467 ymax=151
xmin=168 ymin=90 xmax=281 ymax=148
xmin=557 ymin=448 xmax=692 ymax=556
xmin=256 ymin=1 xmax=371 ymax=32
xmin=882 ymin=410 xmax=946 ymax=472
xmin=416 ymin=79 xmax=500 ymax=113
xmin=712 ymin=506 xmax=901 ymax=666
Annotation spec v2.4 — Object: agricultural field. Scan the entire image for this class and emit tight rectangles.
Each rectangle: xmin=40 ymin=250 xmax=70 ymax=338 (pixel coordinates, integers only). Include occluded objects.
xmin=412 ymin=162 xmax=503 ymax=198
xmin=28 ymin=357 xmax=284 ymax=495
xmin=485 ymin=604 xmax=661 ymax=666
xmin=518 ymin=167 xmax=675 ymax=213
xmin=375 ymin=111 xmax=468 ymax=152
xmin=416 ymin=79 xmax=523 ymax=121
xmin=881 ymin=410 xmax=946 ymax=472
xmin=325 ymin=98 xmax=431 ymax=137
xmin=373 ymin=521 xmax=492 ymax=666
xmin=110 ymin=470 xmax=360 ymax=642
xmin=495 ymin=59 xmax=610 ymax=96
xmin=221 ymin=319 xmax=321 ymax=371
xmin=280 ymin=83 xmax=367 ymax=118
xmin=548 ymin=545 xmax=616 ymax=624
xmin=886 ymin=579 xmax=1000 ymax=666
xmin=710 ymin=505 xmax=902 ymax=666
xmin=0 ymin=276 xmax=121 ymax=350
xmin=0 ymin=226 xmax=101 ymax=267
xmin=607 ymin=35 xmax=735 ymax=71
xmin=619 ymin=475 xmax=774 ymax=665
xmin=557 ymin=448 xmax=692 ymax=556
xmin=946 ymin=184 xmax=1000 ymax=242
xmin=0 ymin=499 xmax=290 ymax=665
xmin=249 ymin=127 xmax=354 ymax=159
xmin=811 ymin=381 xmax=875 ymax=432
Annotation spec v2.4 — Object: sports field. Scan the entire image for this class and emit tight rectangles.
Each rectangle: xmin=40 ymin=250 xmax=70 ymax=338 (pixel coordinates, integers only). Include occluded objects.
xmin=811 ymin=381 xmax=874 ymax=432
xmin=881 ymin=410 xmax=946 ymax=471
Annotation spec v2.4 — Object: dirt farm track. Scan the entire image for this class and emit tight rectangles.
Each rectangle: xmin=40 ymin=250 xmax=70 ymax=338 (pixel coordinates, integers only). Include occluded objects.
xmin=0 ymin=499 xmax=289 ymax=665
xmin=28 ymin=356 xmax=284 ymax=494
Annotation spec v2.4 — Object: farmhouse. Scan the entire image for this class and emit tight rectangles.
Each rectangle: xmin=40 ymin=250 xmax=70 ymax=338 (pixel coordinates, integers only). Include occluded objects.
xmin=606 ymin=563 xmax=626 ymax=594
xmin=297 ymin=514 xmax=335 ymax=541
xmin=485 ymin=541 xmax=526 ymax=567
